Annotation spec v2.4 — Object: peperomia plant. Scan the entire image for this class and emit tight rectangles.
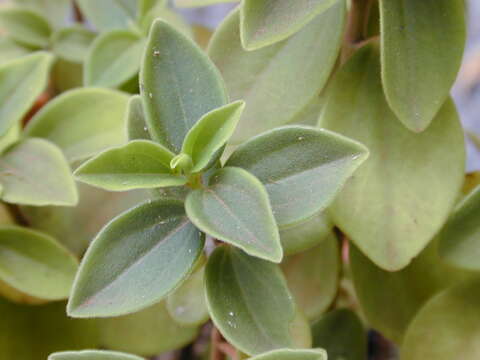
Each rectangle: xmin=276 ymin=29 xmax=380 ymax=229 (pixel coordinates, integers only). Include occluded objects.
xmin=0 ymin=0 xmax=478 ymax=360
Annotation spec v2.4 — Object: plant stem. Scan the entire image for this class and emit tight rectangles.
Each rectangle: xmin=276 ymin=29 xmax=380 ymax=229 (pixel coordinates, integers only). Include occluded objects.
xmin=341 ymin=0 xmax=375 ymax=62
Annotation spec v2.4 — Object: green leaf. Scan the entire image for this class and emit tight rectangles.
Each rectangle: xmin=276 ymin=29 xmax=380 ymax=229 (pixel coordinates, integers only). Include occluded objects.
xmin=241 ymin=0 xmax=340 ymax=50
xmin=0 ymin=225 xmax=77 ymax=301
xmin=205 ymin=246 xmax=295 ymax=355
xmin=0 ymin=138 xmax=78 ymax=206
xmin=0 ymin=52 xmax=52 ymax=136
xmin=182 ymin=101 xmax=245 ymax=173
xmin=174 ymin=0 xmax=238 ymax=7
xmin=141 ymin=19 xmax=227 ymax=153
xmin=68 ymin=199 xmax=204 ymax=318
xmin=140 ymin=5 xmax=193 ymax=39
xmin=208 ymin=3 xmax=345 ymax=143
xmin=226 ymin=126 xmax=368 ymax=227
xmin=99 ymin=300 xmax=198 ymax=356
xmin=51 ymin=26 xmax=96 ymax=63
xmin=85 ymin=30 xmax=144 ymax=88
xmin=402 ymin=278 xmax=480 ymax=360
xmin=167 ymin=266 xmax=209 ymax=326
xmin=186 ymin=167 xmax=282 ymax=263
xmin=0 ymin=37 xmax=31 ymax=65
xmin=74 ymin=140 xmax=186 ymax=191
xmin=25 ymin=87 xmax=129 ymax=161
xmin=438 ymin=186 xmax=480 ymax=271
xmin=51 ymin=58 xmax=84 ymax=92
xmin=0 ymin=6 xmax=52 ymax=48
xmin=280 ymin=212 xmax=332 ymax=256
xmin=76 ymin=0 xmax=137 ymax=32
xmin=13 ymin=0 xmax=72 ymax=29
xmin=49 ymin=350 xmax=143 ymax=360
xmin=282 ymin=234 xmax=339 ymax=321
xmin=0 ymin=121 xmax=21 ymax=155
xmin=250 ymin=349 xmax=327 ymax=360
xmin=380 ymin=0 xmax=466 ymax=132
xmin=349 ymin=241 xmax=471 ymax=344
xmin=311 ymin=309 xmax=367 ymax=360
xmin=0 ymin=298 xmax=99 ymax=359
xmin=126 ymin=95 xmax=151 ymax=141
xmin=320 ymin=43 xmax=465 ymax=271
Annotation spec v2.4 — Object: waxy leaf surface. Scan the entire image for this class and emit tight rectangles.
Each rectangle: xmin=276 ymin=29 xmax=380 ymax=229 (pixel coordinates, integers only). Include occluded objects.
xmin=0 ymin=37 xmax=30 ymax=65
xmin=49 ymin=350 xmax=143 ymax=360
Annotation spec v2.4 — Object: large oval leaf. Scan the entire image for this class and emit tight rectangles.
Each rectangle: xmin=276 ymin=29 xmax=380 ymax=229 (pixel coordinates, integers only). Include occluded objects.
xmin=76 ymin=0 xmax=137 ymax=32
xmin=380 ymin=0 xmax=466 ymax=132
xmin=0 ymin=52 xmax=52 ymax=136
xmin=226 ymin=126 xmax=368 ymax=227
xmin=320 ymin=43 xmax=465 ymax=271
xmin=0 ymin=225 xmax=77 ymax=301
xmin=282 ymin=234 xmax=339 ymax=321
xmin=205 ymin=246 xmax=295 ymax=355
xmin=0 ymin=138 xmax=78 ymax=206
xmin=141 ymin=19 xmax=227 ymax=153
xmin=349 ymin=241 xmax=471 ymax=344
xmin=49 ymin=351 xmax=143 ymax=360
xmin=240 ymin=0 xmax=340 ymax=50
xmin=85 ymin=30 xmax=144 ymax=88
xmin=209 ymin=4 xmax=345 ymax=143
xmin=402 ymin=278 xmax=480 ymax=360
xmin=25 ymin=88 xmax=129 ymax=161
xmin=186 ymin=167 xmax=282 ymax=263
xmin=68 ymin=199 xmax=204 ymax=318
xmin=250 ymin=349 xmax=327 ymax=360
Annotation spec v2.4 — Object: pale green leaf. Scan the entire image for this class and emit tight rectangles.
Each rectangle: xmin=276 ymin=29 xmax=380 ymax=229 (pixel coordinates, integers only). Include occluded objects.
xmin=311 ymin=309 xmax=367 ymax=360
xmin=380 ymin=0 xmax=466 ymax=132
xmin=320 ymin=43 xmax=465 ymax=271
xmin=13 ymin=0 xmax=72 ymax=29
xmin=125 ymin=95 xmax=151 ymax=141
xmin=0 ymin=52 xmax=52 ymax=136
xmin=186 ymin=167 xmax=282 ymax=263
xmin=250 ymin=349 xmax=327 ymax=360
xmin=282 ymin=235 xmax=339 ymax=321
xmin=0 ymin=6 xmax=52 ymax=47
xmin=0 ymin=225 xmax=77 ymax=301
xmin=0 ymin=37 xmax=31 ymax=65
xmin=241 ymin=0 xmax=340 ymax=50
xmin=402 ymin=278 xmax=480 ymax=360
xmin=0 ymin=122 xmax=21 ymax=155
xmin=51 ymin=26 xmax=96 ymax=63
xmin=0 ymin=138 xmax=78 ymax=206
xmin=205 ymin=246 xmax=295 ymax=355
xmin=182 ymin=101 xmax=245 ymax=173
xmin=226 ymin=126 xmax=368 ymax=227
xmin=349 ymin=241 xmax=472 ymax=344
xmin=25 ymin=87 xmax=129 ymax=161
xmin=140 ymin=5 xmax=193 ymax=39
xmin=141 ymin=19 xmax=227 ymax=153
xmin=49 ymin=350 xmax=143 ymax=360
xmin=85 ymin=30 xmax=144 ymax=88
xmin=76 ymin=0 xmax=137 ymax=32
xmin=209 ymin=4 xmax=345 ymax=143
xmin=74 ymin=140 xmax=185 ymax=191
xmin=174 ymin=0 xmax=238 ymax=7
xmin=68 ymin=199 xmax=204 ymax=318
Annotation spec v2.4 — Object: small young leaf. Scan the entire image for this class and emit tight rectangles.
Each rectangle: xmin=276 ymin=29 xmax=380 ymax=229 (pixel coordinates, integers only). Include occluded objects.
xmin=0 ymin=6 xmax=52 ymax=48
xmin=380 ymin=0 xmax=466 ymax=132
xmin=205 ymin=246 xmax=295 ymax=355
xmin=241 ymin=0 xmax=340 ymax=50
xmin=126 ymin=95 xmax=151 ymax=141
xmin=141 ymin=19 xmax=227 ymax=153
xmin=68 ymin=199 xmax=204 ymax=318
xmin=0 ymin=225 xmax=78 ymax=301
xmin=49 ymin=350 xmax=143 ymax=360
xmin=166 ymin=266 xmax=209 ymax=326
xmin=25 ymin=88 xmax=129 ymax=161
xmin=0 ymin=52 xmax=52 ymax=136
xmin=186 ymin=167 xmax=282 ymax=263
xmin=182 ymin=100 xmax=245 ymax=173
xmin=0 ymin=37 xmax=30 ymax=65
xmin=311 ymin=309 xmax=367 ymax=360
xmin=0 ymin=138 xmax=78 ymax=206
xmin=226 ymin=126 xmax=368 ymax=227
xmin=250 ymin=349 xmax=327 ymax=360
xmin=282 ymin=235 xmax=339 ymax=321
xmin=402 ymin=278 xmax=480 ymax=360
xmin=320 ymin=43 xmax=465 ymax=271
xmin=76 ymin=0 xmax=137 ymax=32
xmin=209 ymin=5 xmax=345 ymax=143
xmin=74 ymin=140 xmax=186 ymax=191
xmin=51 ymin=26 xmax=96 ymax=63
xmin=85 ymin=30 xmax=145 ymax=88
